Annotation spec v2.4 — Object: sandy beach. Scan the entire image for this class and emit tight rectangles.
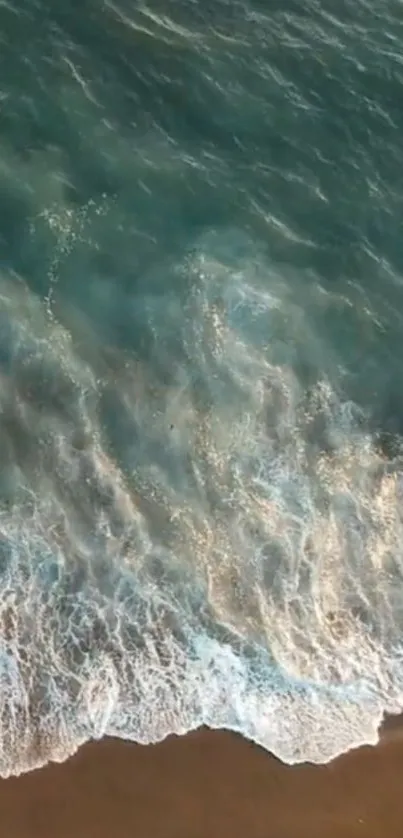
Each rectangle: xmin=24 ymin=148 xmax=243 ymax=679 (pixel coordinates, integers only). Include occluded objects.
xmin=1 ymin=721 xmax=402 ymax=838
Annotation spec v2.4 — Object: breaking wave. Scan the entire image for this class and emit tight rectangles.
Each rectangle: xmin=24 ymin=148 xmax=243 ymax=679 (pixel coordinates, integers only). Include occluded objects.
xmin=1 ymin=218 xmax=403 ymax=776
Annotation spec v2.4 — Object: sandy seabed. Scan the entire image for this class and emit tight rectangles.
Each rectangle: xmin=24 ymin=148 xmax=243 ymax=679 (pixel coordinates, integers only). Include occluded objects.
xmin=1 ymin=719 xmax=403 ymax=838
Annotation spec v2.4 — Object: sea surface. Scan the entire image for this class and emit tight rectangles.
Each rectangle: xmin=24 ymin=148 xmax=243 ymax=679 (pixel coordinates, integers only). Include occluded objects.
xmin=1 ymin=0 xmax=403 ymax=776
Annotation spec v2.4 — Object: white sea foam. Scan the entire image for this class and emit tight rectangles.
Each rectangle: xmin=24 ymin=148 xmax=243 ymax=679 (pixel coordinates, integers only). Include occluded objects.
xmin=1 ymin=224 xmax=403 ymax=776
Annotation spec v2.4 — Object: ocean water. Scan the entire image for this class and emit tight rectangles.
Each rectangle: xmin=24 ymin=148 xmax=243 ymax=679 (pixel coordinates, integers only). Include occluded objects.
xmin=1 ymin=0 xmax=403 ymax=776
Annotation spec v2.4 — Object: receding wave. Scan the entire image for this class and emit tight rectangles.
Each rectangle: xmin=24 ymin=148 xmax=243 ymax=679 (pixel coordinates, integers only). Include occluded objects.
xmin=1 ymin=217 xmax=403 ymax=776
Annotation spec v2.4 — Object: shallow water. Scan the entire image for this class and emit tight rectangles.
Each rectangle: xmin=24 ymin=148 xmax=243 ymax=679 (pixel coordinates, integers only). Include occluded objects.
xmin=1 ymin=0 xmax=403 ymax=775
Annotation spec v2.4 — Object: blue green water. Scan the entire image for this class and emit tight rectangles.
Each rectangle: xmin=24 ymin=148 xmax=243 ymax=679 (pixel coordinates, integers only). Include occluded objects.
xmin=1 ymin=0 xmax=403 ymax=775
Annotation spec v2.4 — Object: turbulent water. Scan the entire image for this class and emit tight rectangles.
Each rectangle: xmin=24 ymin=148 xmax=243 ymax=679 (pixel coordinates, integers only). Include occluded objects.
xmin=1 ymin=0 xmax=403 ymax=776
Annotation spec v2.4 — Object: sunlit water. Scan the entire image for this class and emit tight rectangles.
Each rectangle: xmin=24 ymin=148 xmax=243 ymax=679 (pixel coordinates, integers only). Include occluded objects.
xmin=1 ymin=0 xmax=403 ymax=775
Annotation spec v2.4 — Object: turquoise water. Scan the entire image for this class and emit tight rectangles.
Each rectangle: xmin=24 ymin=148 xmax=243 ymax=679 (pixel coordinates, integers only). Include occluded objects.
xmin=1 ymin=0 xmax=403 ymax=775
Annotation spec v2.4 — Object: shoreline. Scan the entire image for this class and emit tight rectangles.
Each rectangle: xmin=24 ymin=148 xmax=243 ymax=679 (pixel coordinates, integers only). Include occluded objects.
xmin=1 ymin=718 xmax=403 ymax=837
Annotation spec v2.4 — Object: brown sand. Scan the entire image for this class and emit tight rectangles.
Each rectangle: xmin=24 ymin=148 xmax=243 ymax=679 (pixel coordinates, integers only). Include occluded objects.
xmin=1 ymin=721 xmax=402 ymax=838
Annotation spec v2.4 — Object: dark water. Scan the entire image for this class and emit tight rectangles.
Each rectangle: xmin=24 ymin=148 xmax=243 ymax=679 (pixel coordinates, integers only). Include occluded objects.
xmin=1 ymin=0 xmax=403 ymax=775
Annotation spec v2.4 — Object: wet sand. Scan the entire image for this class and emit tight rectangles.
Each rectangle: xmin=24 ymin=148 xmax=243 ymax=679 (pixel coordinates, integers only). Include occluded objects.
xmin=1 ymin=720 xmax=403 ymax=838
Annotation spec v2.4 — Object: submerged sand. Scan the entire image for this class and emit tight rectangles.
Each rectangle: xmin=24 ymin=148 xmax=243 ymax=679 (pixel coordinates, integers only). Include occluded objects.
xmin=1 ymin=721 xmax=402 ymax=837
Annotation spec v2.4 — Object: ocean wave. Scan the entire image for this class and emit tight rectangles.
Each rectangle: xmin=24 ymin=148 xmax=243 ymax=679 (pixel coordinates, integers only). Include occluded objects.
xmin=1 ymin=224 xmax=403 ymax=775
